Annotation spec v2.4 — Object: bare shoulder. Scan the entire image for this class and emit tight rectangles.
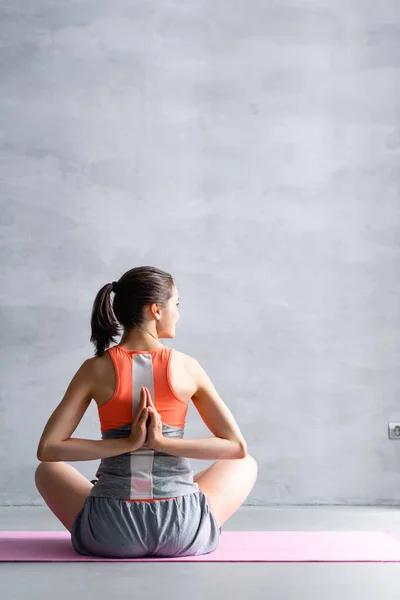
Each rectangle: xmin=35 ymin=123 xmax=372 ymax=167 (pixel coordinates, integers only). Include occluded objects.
xmin=172 ymin=349 xmax=247 ymax=448
xmin=85 ymin=353 xmax=110 ymax=379
xmin=86 ymin=354 xmax=104 ymax=369
xmin=171 ymin=348 xmax=199 ymax=373
xmin=171 ymin=348 xmax=202 ymax=391
xmin=170 ymin=349 xmax=212 ymax=400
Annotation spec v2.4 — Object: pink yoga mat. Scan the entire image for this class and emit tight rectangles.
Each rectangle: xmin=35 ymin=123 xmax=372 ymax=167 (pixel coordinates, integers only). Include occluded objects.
xmin=1 ymin=530 xmax=400 ymax=562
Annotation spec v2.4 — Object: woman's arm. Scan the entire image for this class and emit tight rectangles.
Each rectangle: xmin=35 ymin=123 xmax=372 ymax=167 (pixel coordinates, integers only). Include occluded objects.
xmin=157 ymin=436 xmax=246 ymax=460
xmin=36 ymin=358 xmax=147 ymax=462
xmin=37 ymin=359 xmax=95 ymax=460
xmin=37 ymin=436 xmax=133 ymax=462
xmin=161 ymin=357 xmax=247 ymax=460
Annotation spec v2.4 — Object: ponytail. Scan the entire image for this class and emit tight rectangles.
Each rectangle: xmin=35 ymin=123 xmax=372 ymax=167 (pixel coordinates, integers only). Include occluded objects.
xmin=90 ymin=283 xmax=121 ymax=357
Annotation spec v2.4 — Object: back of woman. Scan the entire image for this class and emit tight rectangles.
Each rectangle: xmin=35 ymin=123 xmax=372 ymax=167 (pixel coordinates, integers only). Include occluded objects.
xmin=91 ymin=343 xmax=200 ymax=501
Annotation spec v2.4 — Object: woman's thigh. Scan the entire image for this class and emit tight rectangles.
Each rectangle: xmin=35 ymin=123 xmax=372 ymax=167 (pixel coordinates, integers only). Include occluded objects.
xmin=193 ymin=454 xmax=258 ymax=529
xmin=34 ymin=462 xmax=94 ymax=532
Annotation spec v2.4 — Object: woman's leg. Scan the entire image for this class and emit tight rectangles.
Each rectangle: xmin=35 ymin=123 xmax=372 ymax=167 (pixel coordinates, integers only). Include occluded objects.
xmin=193 ymin=467 xmax=209 ymax=483
xmin=194 ymin=454 xmax=258 ymax=529
xmin=34 ymin=462 xmax=94 ymax=532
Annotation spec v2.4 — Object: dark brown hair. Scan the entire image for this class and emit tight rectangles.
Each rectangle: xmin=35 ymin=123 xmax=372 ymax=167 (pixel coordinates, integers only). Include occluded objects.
xmin=90 ymin=266 xmax=175 ymax=357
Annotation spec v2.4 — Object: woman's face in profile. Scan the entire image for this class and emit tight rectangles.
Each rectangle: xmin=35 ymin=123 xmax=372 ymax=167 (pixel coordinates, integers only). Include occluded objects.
xmin=158 ymin=286 xmax=180 ymax=338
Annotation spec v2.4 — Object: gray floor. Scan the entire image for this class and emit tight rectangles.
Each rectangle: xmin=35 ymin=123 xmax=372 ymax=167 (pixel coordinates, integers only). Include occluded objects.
xmin=2 ymin=505 xmax=400 ymax=599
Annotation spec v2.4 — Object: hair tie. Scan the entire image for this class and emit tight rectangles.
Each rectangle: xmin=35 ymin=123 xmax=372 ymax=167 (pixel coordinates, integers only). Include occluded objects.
xmin=112 ymin=281 xmax=118 ymax=293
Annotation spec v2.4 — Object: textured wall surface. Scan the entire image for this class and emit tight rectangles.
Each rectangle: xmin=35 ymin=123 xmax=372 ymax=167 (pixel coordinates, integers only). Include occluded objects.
xmin=1 ymin=0 xmax=400 ymax=506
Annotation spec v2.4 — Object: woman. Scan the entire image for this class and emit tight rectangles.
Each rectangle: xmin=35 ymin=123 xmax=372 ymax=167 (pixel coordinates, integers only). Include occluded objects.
xmin=35 ymin=266 xmax=258 ymax=558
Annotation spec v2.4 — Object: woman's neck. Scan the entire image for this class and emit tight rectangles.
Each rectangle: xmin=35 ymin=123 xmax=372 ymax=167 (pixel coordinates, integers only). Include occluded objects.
xmin=119 ymin=329 xmax=164 ymax=351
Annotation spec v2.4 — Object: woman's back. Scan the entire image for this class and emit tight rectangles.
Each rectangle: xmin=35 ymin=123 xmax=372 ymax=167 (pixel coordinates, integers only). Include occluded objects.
xmin=89 ymin=344 xmax=200 ymax=502
xmin=92 ymin=344 xmax=196 ymax=410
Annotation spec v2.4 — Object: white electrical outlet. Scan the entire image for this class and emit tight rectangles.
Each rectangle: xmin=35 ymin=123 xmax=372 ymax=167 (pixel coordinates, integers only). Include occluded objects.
xmin=388 ymin=423 xmax=400 ymax=439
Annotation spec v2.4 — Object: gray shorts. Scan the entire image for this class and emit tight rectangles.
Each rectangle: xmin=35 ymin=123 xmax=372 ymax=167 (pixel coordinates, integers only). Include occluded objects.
xmin=71 ymin=490 xmax=221 ymax=558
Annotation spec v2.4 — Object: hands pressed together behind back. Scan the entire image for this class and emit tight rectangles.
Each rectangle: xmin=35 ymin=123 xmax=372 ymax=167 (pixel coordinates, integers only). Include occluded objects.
xmin=127 ymin=386 xmax=164 ymax=452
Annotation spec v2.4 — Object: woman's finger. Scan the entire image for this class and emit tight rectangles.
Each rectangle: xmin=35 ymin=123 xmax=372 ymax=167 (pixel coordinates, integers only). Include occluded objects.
xmin=148 ymin=407 xmax=161 ymax=425
xmin=145 ymin=387 xmax=156 ymax=410
xmin=148 ymin=407 xmax=157 ymax=422
xmin=132 ymin=389 xmax=147 ymax=422
xmin=140 ymin=388 xmax=149 ymax=412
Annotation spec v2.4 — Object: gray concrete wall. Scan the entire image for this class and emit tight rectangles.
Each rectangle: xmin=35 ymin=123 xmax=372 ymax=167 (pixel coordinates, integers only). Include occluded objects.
xmin=1 ymin=0 xmax=400 ymax=506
